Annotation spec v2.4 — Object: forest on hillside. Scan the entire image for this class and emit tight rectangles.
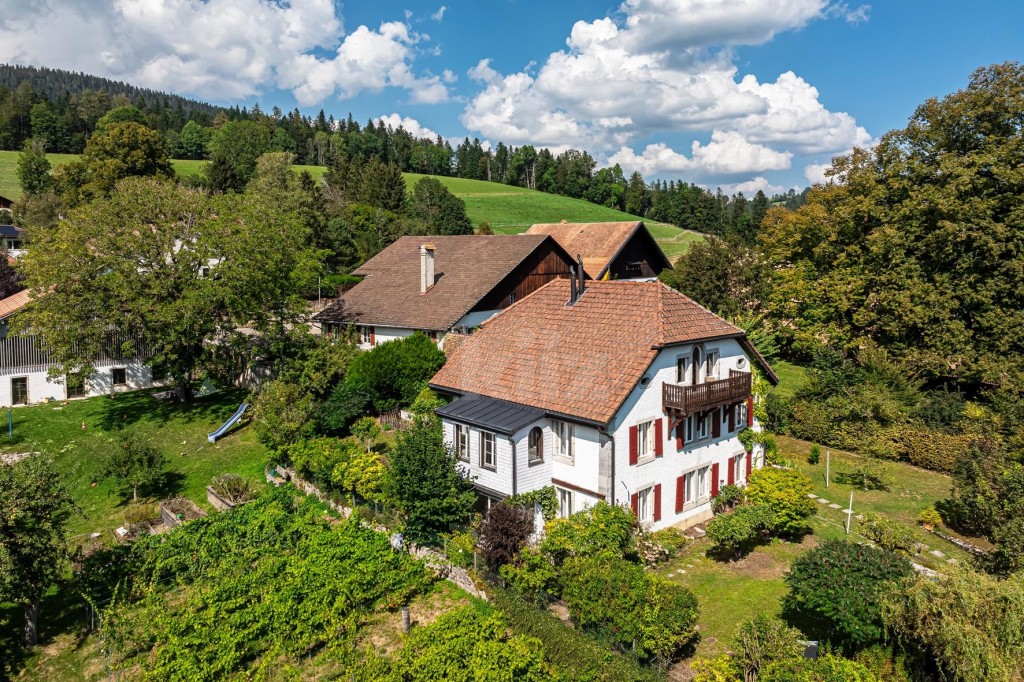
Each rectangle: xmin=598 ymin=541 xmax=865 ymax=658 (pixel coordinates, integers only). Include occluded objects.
xmin=0 ymin=64 xmax=806 ymax=240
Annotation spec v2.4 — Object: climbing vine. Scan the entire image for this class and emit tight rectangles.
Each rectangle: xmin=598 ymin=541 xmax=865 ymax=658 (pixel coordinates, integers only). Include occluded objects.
xmin=509 ymin=486 xmax=559 ymax=522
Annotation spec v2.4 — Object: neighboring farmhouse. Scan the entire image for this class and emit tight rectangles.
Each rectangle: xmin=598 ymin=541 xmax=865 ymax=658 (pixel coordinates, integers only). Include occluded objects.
xmin=430 ymin=278 xmax=777 ymax=530
xmin=0 ymin=224 xmax=26 ymax=258
xmin=0 ymin=193 xmax=13 ymax=210
xmin=0 ymin=290 xmax=157 ymax=406
xmin=525 ymin=220 xmax=672 ymax=280
xmin=314 ymin=234 xmax=581 ymax=349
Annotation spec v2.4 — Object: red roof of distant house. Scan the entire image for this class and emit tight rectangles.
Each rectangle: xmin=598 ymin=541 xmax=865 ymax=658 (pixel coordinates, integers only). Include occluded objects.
xmin=431 ymin=279 xmax=751 ymax=425
xmin=0 ymin=289 xmax=31 ymax=320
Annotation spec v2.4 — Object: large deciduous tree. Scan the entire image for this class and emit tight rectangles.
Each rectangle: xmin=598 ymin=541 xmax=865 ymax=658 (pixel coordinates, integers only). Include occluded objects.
xmin=0 ymin=456 xmax=77 ymax=645
xmin=16 ymin=176 xmax=319 ymax=400
xmin=758 ymin=62 xmax=1024 ymax=387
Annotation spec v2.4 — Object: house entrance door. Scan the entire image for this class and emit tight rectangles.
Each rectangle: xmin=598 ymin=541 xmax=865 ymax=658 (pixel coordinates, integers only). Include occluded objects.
xmin=11 ymin=377 xmax=28 ymax=405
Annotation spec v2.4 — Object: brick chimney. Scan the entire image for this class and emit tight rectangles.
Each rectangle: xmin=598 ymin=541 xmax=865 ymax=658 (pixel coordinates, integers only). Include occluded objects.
xmin=420 ymin=243 xmax=435 ymax=294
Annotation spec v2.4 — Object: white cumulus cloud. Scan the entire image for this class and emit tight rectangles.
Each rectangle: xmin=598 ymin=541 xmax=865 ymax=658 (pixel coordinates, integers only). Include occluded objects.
xmin=462 ymin=0 xmax=871 ymax=181
xmin=0 ymin=0 xmax=447 ymax=105
xmin=377 ymin=113 xmax=441 ymax=140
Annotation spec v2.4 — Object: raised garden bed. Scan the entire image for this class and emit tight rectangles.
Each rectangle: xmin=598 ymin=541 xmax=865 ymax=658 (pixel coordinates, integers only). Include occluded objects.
xmin=207 ymin=485 xmax=255 ymax=511
xmin=159 ymin=497 xmax=207 ymax=529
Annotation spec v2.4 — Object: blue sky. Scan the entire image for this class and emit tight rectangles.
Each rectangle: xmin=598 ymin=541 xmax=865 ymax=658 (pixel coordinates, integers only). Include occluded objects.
xmin=2 ymin=0 xmax=1022 ymax=192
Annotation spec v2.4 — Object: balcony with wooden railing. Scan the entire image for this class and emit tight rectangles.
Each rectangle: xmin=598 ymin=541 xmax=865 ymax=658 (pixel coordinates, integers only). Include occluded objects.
xmin=663 ymin=369 xmax=751 ymax=418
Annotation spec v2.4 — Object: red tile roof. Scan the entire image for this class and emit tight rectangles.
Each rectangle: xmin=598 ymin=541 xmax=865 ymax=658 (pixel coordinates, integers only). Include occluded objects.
xmin=430 ymin=279 xmax=745 ymax=425
xmin=315 ymin=235 xmax=563 ymax=331
xmin=0 ymin=289 xmax=30 ymax=320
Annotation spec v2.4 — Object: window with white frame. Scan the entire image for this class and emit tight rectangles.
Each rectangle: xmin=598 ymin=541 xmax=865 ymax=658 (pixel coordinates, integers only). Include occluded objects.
xmin=637 ymin=420 xmax=654 ymax=461
xmin=705 ymin=349 xmax=720 ymax=380
xmin=553 ymin=420 xmax=575 ymax=462
xmin=480 ymin=432 xmax=496 ymax=471
xmin=684 ymin=414 xmax=694 ymax=444
xmin=637 ymin=486 xmax=654 ymax=522
xmin=684 ymin=466 xmax=711 ymax=506
xmin=557 ymin=487 xmax=573 ymax=518
xmin=691 ymin=347 xmax=703 ymax=384
xmin=676 ymin=356 xmax=691 ymax=385
xmin=733 ymin=453 xmax=745 ymax=483
xmin=698 ymin=412 xmax=710 ymax=439
xmin=359 ymin=326 xmax=372 ymax=345
xmin=454 ymin=424 xmax=469 ymax=462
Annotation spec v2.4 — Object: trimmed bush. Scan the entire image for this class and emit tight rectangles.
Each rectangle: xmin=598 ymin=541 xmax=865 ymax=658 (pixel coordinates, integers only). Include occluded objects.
xmin=880 ymin=425 xmax=975 ymax=473
xmin=917 ymin=508 xmax=942 ymax=528
xmin=706 ymin=504 xmax=773 ymax=559
xmin=859 ymin=514 xmax=917 ymax=555
xmin=344 ymin=332 xmax=446 ymax=413
xmin=561 ymin=555 xmax=699 ymax=661
xmin=808 ymin=444 xmax=821 ymax=465
xmin=540 ymin=501 xmax=637 ymax=564
xmin=746 ymin=467 xmax=816 ymax=536
xmin=785 ymin=540 xmax=913 ymax=649
xmin=761 ymin=653 xmax=878 ymax=681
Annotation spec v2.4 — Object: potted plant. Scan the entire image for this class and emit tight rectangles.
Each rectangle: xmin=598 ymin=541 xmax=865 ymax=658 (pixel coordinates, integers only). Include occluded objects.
xmin=918 ymin=508 xmax=942 ymax=531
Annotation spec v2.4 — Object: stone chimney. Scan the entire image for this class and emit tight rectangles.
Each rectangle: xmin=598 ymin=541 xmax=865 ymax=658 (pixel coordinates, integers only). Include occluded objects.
xmin=420 ymin=243 xmax=435 ymax=294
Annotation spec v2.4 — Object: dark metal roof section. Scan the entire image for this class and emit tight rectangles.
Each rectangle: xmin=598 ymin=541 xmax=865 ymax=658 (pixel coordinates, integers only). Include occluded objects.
xmin=436 ymin=393 xmax=545 ymax=435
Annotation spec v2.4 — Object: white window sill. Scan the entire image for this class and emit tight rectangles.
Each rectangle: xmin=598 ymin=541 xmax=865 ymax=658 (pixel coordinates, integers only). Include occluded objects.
xmin=637 ymin=454 xmax=656 ymax=466
xmin=553 ymin=455 xmax=575 ymax=466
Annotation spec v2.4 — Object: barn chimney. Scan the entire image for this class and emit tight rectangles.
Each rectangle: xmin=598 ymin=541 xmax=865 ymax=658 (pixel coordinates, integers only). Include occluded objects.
xmin=569 ymin=264 xmax=578 ymax=304
xmin=420 ymin=243 xmax=435 ymax=294
xmin=576 ymin=254 xmax=585 ymax=297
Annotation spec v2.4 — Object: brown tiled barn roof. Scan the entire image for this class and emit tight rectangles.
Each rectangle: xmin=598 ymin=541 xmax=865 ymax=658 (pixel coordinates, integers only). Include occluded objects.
xmin=315 ymin=235 xmax=559 ymax=331
xmin=430 ymin=279 xmax=745 ymax=425
xmin=525 ymin=221 xmax=668 ymax=278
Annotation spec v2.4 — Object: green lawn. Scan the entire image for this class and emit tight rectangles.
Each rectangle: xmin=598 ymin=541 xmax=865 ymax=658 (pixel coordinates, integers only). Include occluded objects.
xmin=0 ymin=387 xmax=269 ymax=538
xmin=0 ymin=152 xmax=701 ymax=259
xmin=772 ymin=360 xmax=809 ymax=400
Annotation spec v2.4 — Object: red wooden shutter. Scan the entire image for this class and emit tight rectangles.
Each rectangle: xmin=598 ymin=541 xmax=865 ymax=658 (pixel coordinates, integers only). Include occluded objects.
xmin=631 ymin=492 xmax=639 ymax=520
xmin=628 ymin=425 xmax=638 ymax=465
xmin=746 ymin=451 xmax=753 ymax=479
xmin=369 ymin=327 xmax=376 ymax=346
xmin=654 ymin=419 xmax=664 ymax=456
xmin=728 ymin=404 xmax=736 ymax=432
xmin=653 ymin=484 xmax=662 ymax=522
xmin=675 ymin=476 xmax=685 ymax=513
xmin=711 ymin=463 xmax=720 ymax=497
xmin=727 ymin=457 xmax=736 ymax=486
xmin=712 ymin=408 xmax=721 ymax=438
xmin=746 ymin=396 xmax=754 ymax=426
xmin=675 ymin=424 xmax=683 ymax=450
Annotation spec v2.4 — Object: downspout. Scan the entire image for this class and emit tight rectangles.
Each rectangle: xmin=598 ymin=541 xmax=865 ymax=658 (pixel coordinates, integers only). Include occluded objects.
xmin=601 ymin=426 xmax=615 ymax=506
xmin=509 ymin=435 xmax=518 ymax=496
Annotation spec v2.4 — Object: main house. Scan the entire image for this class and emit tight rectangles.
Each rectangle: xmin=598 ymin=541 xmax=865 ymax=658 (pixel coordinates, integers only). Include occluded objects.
xmin=314 ymin=234 xmax=582 ymax=349
xmin=430 ymin=277 xmax=777 ymax=530
xmin=525 ymin=221 xmax=673 ymax=280
xmin=0 ymin=289 xmax=157 ymax=406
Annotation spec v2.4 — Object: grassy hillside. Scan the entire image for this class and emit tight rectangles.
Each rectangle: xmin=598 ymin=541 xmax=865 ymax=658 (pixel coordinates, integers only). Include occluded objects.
xmin=0 ymin=152 xmax=700 ymax=258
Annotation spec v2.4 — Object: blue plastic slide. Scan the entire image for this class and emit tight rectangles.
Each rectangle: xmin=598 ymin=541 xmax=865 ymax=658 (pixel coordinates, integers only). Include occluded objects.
xmin=208 ymin=403 xmax=249 ymax=443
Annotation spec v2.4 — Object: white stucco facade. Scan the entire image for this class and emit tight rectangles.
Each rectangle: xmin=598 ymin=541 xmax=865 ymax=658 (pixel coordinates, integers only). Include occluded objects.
xmin=439 ymin=338 xmax=764 ymax=530
xmin=0 ymin=361 xmax=157 ymax=408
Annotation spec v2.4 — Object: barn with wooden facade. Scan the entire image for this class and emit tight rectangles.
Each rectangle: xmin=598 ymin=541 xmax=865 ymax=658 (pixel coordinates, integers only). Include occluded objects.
xmin=525 ymin=221 xmax=673 ymax=280
xmin=314 ymin=234 xmax=582 ymax=349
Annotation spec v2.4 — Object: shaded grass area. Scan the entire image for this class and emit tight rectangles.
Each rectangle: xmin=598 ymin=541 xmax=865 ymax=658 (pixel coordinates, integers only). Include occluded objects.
xmin=771 ymin=360 xmax=809 ymax=400
xmin=0 ymin=388 xmax=269 ymax=537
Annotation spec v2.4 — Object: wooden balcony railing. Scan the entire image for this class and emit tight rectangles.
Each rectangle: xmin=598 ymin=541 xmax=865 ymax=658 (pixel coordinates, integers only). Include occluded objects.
xmin=663 ymin=370 xmax=751 ymax=416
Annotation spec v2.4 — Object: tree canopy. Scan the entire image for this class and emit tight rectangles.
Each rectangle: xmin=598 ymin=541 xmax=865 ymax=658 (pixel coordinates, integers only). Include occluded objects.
xmin=16 ymin=176 xmax=320 ymax=399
